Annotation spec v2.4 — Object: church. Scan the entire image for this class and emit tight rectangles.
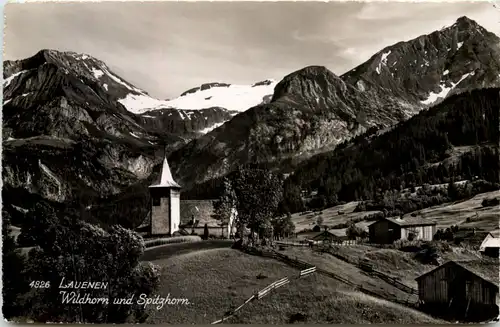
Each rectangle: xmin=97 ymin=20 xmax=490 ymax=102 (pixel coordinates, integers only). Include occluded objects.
xmin=137 ymin=156 xmax=236 ymax=238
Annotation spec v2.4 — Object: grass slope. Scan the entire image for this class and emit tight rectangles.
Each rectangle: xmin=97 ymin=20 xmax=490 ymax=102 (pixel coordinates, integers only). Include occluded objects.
xmin=147 ymin=248 xmax=441 ymax=324
xmin=327 ymin=244 xmax=488 ymax=289
xmin=279 ymin=247 xmax=416 ymax=303
xmin=408 ymin=190 xmax=500 ymax=231
xmin=290 ymin=201 xmax=380 ymax=232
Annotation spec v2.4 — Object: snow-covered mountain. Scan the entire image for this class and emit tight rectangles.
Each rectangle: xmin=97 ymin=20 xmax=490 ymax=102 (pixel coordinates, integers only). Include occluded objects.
xmin=118 ymin=79 xmax=277 ymax=114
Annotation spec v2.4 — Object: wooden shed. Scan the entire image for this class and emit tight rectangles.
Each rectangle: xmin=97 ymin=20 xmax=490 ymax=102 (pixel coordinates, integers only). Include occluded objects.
xmin=480 ymin=229 xmax=500 ymax=258
xmin=368 ymin=217 xmax=436 ymax=244
xmin=311 ymin=230 xmax=343 ymax=244
xmin=415 ymin=260 xmax=499 ymax=321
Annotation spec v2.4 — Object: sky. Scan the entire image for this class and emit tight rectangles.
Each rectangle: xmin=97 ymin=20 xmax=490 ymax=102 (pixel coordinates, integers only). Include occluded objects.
xmin=4 ymin=1 xmax=500 ymax=99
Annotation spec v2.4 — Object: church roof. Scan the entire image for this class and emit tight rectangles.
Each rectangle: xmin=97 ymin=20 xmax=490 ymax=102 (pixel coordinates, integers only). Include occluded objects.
xmin=149 ymin=157 xmax=181 ymax=188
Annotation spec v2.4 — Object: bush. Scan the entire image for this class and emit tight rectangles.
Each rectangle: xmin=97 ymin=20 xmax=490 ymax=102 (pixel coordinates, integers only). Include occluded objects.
xmin=482 ymin=197 xmax=500 ymax=207
xmin=143 ymin=235 xmax=202 ymax=248
xmin=16 ymin=204 xmax=160 ymax=323
xmin=2 ymin=211 xmax=29 ymax=319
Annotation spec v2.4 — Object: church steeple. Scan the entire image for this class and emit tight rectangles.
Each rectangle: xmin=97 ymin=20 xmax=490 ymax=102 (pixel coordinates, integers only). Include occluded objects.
xmin=148 ymin=155 xmax=182 ymax=236
xmin=150 ymin=157 xmax=180 ymax=188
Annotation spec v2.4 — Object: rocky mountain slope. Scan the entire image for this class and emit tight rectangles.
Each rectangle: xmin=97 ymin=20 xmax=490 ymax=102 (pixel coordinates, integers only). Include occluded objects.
xmin=1 ymin=50 xmax=233 ymax=225
xmin=169 ymin=65 xmax=415 ymax=187
xmin=342 ymin=16 xmax=500 ymax=106
xmin=171 ymin=17 xmax=500 ymax=188
xmin=4 ymin=16 xmax=499 ymax=228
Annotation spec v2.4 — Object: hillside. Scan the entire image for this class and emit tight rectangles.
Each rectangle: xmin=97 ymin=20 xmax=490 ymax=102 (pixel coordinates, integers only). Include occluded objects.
xmin=280 ymin=87 xmax=499 ymax=213
xmin=4 ymin=17 xmax=499 ymax=231
xmin=147 ymin=248 xmax=441 ymax=324
xmin=342 ymin=16 xmax=500 ymax=106
xmin=171 ymin=16 xmax=500 ymax=188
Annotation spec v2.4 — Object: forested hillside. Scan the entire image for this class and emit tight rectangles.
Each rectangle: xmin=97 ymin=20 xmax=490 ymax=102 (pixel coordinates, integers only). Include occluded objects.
xmin=279 ymin=88 xmax=499 ymax=213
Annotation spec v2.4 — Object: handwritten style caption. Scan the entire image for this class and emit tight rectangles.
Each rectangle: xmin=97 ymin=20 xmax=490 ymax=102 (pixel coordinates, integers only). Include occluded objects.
xmin=30 ymin=278 xmax=191 ymax=310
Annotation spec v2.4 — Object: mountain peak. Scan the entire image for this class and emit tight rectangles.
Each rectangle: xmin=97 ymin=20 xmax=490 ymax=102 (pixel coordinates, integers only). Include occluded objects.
xmin=272 ymin=65 xmax=344 ymax=101
xmin=455 ymin=16 xmax=478 ymax=27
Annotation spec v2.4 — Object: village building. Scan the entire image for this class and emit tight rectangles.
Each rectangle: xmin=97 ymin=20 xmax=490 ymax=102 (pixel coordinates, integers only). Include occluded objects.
xmin=368 ymin=217 xmax=436 ymax=244
xmin=415 ymin=260 xmax=499 ymax=321
xmin=137 ymin=157 xmax=236 ymax=238
xmin=480 ymin=229 xmax=500 ymax=257
xmin=147 ymin=156 xmax=182 ymax=236
xmin=307 ymin=229 xmax=356 ymax=245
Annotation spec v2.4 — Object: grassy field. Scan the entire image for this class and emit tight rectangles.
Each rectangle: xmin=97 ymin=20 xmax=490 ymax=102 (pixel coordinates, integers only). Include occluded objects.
xmin=140 ymin=239 xmax=233 ymax=261
xmin=290 ymin=201 xmax=380 ymax=232
xmin=324 ymin=244 xmax=488 ymax=289
xmin=230 ymin=286 xmax=441 ymax=324
xmin=278 ymin=247 xmax=417 ymax=303
xmin=404 ymin=190 xmax=500 ymax=231
xmin=146 ymin=247 xmax=442 ymax=324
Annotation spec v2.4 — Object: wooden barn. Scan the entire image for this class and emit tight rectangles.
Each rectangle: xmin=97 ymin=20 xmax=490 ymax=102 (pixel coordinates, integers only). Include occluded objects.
xmin=368 ymin=217 xmax=436 ymax=244
xmin=312 ymin=230 xmax=343 ymax=244
xmin=415 ymin=260 xmax=500 ymax=321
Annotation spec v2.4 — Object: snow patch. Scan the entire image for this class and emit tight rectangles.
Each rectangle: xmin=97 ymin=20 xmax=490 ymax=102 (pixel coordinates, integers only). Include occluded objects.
xmin=457 ymin=42 xmax=464 ymax=50
xmin=118 ymin=80 xmax=276 ymax=114
xmin=443 ymin=70 xmax=449 ymax=76
xmin=376 ymin=50 xmax=391 ymax=75
xmin=104 ymin=68 xmax=145 ymax=94
xmin=165 ymin=80 xmax=277 ymax=112
xmin=38 ymin=160 xmax=63 ymax=198
xmin=92 ymin=68 xmax=104 ymax=79
xmin=199 ymin=122 xmax=225 ymax=134
xmin=130 ymin=132 xmax=141 ymax=138
xmin=12 ymin=205 xmax=28 ymax=213
xmin=3 ymin=70 xmax=29 ymax=87
xmin=421 ymin=73 xmax=471 ymax=105
xmin=103 ymin=84 xmax=108 ymax=91
xmin=118 ymin=93 xmax=171 ymax=113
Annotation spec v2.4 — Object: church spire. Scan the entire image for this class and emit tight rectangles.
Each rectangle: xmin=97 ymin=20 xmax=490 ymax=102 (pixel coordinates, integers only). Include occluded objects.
xmin=150 ymin=156 xmax=181 ymax=188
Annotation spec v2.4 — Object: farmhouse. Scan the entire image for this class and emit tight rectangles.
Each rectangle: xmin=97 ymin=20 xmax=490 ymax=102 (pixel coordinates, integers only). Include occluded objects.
xmin=312 ymin=230 xmax=344 ymax=244
xmin=368 ymin=217 xmax=436 ymax=244
xmin=415 ymin=260 xmax=499 ymax=321
xmin=136 ymin=157 xmax=236 ymax=238
xmin=480 ymin=229 xmax=500 ymax=257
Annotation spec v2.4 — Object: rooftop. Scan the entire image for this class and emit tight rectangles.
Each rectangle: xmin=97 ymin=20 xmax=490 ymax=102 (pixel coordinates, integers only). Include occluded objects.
xmin=385 ymin=216 xmax=437 ymax=227
xmin=149 ymin=157 xmax=181 ymax=188
xmin=416 ymin=260 xmax=499 ymax=289
xmin=490 ymin=229 xmax=500 ymax=238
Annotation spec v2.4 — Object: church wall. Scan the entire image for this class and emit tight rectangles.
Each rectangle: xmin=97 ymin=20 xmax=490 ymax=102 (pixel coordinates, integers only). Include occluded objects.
xmin=151 ymin=197 xmax=170 ymax=235
xmin=170 ymin=189 xmax=181 ymax=234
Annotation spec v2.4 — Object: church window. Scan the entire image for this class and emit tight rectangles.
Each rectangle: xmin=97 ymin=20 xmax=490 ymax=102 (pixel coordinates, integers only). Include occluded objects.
xmin=152 ymin=197 xmax=160 ymax=206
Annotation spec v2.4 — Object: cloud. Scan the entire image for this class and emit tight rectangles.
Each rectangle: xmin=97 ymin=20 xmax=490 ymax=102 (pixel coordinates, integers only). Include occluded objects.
xmin=4 ymin=1 xmax=499 ymax=98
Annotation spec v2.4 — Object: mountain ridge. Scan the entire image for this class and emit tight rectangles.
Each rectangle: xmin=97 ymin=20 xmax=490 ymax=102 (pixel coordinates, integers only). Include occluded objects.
xmin=3 ymin=15 xmax=499 ymax=229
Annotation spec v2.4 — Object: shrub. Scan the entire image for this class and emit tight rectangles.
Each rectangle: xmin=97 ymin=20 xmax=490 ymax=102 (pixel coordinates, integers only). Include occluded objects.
xmin=482 ymin=198 xmax=500 ymax=207
xmin=143 ymin=235 xmax=202 ymax=248
xmin=2 ymin=211 xmax=29 ymax=320
xmin=17 ymin=204 xmax=160 ymax=323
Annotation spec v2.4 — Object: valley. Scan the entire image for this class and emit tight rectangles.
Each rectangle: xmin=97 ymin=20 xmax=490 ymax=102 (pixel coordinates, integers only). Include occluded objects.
xmin=3 ymin=11 xmax=499 ymax=326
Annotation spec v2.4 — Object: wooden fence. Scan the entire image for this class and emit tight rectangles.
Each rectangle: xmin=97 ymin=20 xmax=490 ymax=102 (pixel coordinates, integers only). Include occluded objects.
xmin=240 ymin=246 xmax=419 ymax=310
xmin=211 ymin=249 xmax=317 ymax=324
xmin=313 ymin=246 xmax=419 ymax=296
